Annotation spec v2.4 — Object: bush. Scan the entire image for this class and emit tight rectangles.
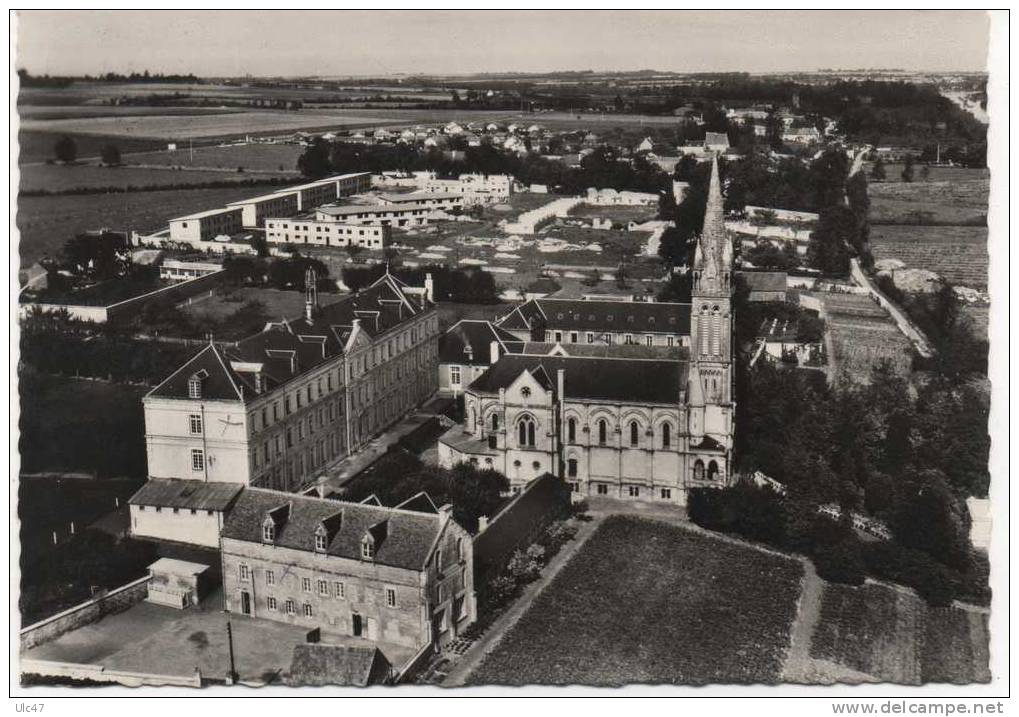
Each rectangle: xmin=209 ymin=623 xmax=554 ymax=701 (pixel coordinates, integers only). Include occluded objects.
xmin=506 ymin=548 xmax=543 ymax=583
xmin=813 ymin=537 xmax=866 ymax=586
xmin=862 ymin=541 xmax=960 ymax=607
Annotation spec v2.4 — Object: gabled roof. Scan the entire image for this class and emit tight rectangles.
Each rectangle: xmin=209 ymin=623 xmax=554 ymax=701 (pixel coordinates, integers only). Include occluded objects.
xmin=146 ymin=343 xmax=244 ymax=402
xmin=497 ymin=298 xmax=691 ymax=335
xmin=128 ymin=479 xmax=243 ymax=512
xmin=149 ymin=274 xmax=429 ymax=403
xmin=221 ymin=488 xmax=447 ymax=571
xmin=439 ymin=320 xmax=519 ymax=365
xmin=286 ymin=645 xmax=389 ymax=687
xmin=468 ymin=354 xmax=686 ymax=405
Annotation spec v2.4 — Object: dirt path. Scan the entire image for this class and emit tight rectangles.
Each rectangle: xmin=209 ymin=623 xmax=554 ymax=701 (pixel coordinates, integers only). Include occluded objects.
xmin=442 ymin=513 xmax=604 ymax=687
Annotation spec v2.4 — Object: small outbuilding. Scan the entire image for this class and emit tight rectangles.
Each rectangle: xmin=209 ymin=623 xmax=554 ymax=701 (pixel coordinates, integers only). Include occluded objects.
xmin=146 ymin=558 xmax=214 ymax=610
xmin=285 ymin=644 xmax=393 ymax=686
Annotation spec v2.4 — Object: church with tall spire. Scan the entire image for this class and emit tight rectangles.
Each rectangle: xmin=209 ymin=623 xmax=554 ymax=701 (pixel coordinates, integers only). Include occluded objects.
xmin=437 ymin=152 xmax=736 ymax=498
xmin=687 ymin=153 xmax=735 ymax=475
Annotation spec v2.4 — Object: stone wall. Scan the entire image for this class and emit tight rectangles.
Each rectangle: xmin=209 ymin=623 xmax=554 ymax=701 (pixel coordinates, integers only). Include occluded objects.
xmin=19 ymin=576 xmax=152 ymax=651
xmin=473 ymin=473 xmax=571 ymax=584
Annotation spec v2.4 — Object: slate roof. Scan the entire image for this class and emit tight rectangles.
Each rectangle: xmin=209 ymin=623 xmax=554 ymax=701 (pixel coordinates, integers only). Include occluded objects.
xmin=439 ymin=320 xmax=519 ymax=365
xmin=286 ymin=645 xmax=390 ymax=687
xmin=506 ymin=341 xmax=686 ymax=361
xmin=128 ymin=479 xmax=243 ymax=512
xmin=147 ymin=274 xmax=428 ymax=403
xmin=221 ymin=488 xmax=445 ymax=572
xmin=497 ymin=298 xmax=691 ymax=335
xmin=468 ymin=354 xmax=686 ymax=404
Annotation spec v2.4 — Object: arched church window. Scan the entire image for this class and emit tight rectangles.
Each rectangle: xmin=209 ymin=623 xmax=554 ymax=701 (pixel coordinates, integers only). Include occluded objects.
xmin=661 ymin=423 xmax=671 ymax=449
xmin=629 ymin=420 xmax=639 ymax=447
xmin=708 ymin=460 xmax=719 ymax=481
xmin=567 ymin=417 xmax=576 ymax=443
xmin=598 ymin=419 xmax=608 ymax=446
xmin=693 ymin=459 xmax=705 ymax=481
xmin=518 ymin=416 xmax=536 ymax=447
xmin=491 ymin=413 xmax=499 ymax=431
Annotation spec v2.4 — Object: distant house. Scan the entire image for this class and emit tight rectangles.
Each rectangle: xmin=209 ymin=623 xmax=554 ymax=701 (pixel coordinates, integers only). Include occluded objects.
xmin=782 ymin=127 xmax=821 ymax=144
xmin=636 ymin=137 xmax=654 ymax=153
xmin=704 ymin=132 xmax=730 ymax=152
xmin=285 ymin=644 xmax=393 ymax=686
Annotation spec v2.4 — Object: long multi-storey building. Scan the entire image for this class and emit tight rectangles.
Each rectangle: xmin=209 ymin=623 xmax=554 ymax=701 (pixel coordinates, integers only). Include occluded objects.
xmin=315 ymin=203 xmax=440 ymax=229
xmin=168 ymin=207 xmax=244 ymax=243
xmin=421 ymin=173 xmax=513 ymax=205
xmin=219 ymin=488 xmax=476 ymax=651
xmin=496 ymin=297 xmax=692 ymax=349
xmin=227 ymin=192 xmax=300 ymax=228
xmin=143 ymin=272 xmax=440 ymax=492
xmin=264 ymin=219 xmax=390 ymax=249
xmin=438 ymin=155 xmax=734 ymax=501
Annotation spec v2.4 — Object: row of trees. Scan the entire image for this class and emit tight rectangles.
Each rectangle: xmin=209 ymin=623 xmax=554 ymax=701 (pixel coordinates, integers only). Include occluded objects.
xmin=50 ymin=135 xmax=121 ymax=166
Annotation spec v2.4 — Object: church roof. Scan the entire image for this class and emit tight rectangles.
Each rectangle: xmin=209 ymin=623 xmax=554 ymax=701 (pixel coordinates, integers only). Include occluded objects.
xmin=497 ymin=298 xmax=691 ymax=336
xmin=468 ymin=354 xmax=687 ymax=405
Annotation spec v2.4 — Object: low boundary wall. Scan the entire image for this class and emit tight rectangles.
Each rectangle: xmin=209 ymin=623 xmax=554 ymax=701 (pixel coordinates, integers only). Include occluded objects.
xmin=20 ymin=659 xmax=201 ymax=688
xmin=19 ymin=576 xmax=152 ymax=652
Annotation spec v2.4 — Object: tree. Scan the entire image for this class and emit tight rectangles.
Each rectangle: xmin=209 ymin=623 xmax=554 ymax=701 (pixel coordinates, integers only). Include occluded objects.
xmin=807 ymin=206 xmax=855 ymax=277
xmin=919 ymin=164 xmax=931 ymax=181
xmin=296 ymin=138 xmax=332 ymax=178
xmin=54 ymin=135 xmax=77 ymax=164
xmin=100 ymin=143 xmax=121 ymax=166
xmin=870 ymin=157 xmax=887 ymax=181
xmin=901 ymin=155 xmax=915 ymax=183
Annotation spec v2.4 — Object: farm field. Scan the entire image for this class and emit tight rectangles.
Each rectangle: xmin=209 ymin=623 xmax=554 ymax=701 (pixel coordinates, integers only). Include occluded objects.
xmin=866 ymin=164 xmax=989 ymax=184
xmin=868 ymin=178 xmax=989 ymax=226
xmin=18 ymin=163 xmax=285 ymax=193
xmin=122 ymin=142 xmax=306 ymax=173
xmin=467 ymin=516 xmax=804 ymax=685
xmin=810 ymin=582 xmax=989 ymax=684
xmin=17 ymin=104 xmax=245 ymax=121
xmin=16 ymin=183 xmax=280 ymax=267
xmin=17 ymin=129 xmax=170 ymax=164
xmin=870 ymin=224 xmax=988 ymax=289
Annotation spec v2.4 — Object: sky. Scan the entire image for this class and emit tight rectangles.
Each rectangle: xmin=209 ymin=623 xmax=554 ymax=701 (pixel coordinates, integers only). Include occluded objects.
xmin=14 ymin=10 xmax=990 ymax=78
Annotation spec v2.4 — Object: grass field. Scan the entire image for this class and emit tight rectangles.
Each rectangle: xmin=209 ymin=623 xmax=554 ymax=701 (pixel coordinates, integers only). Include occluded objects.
xmin=18 ymin=163 xmax=283 ymax=193
xmin=123 ymin=143 xmax=306 ymax=173
xmin=468 ymin=516 xmax=804 ymax=686
xmin=15 ymin=183 xmax=279 ymax=267
xmin=182 ymin=286 xmax=346 ymax=326
xmin=17 ymin=105 xmax=245 ymax=121
xmin=867 ymin=164 xmax=989 ymax=184
xmin=809 ymin=582 xmax=989 ymax=684
xmin=870 ymin=225 xmax=988 ymax=289
xmin=868 ymin=179 xmax=989 ymax=226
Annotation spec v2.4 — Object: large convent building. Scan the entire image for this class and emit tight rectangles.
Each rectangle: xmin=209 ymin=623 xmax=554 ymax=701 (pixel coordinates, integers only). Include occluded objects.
xmin=437 ymin=155 xmax=735 ymax=503
xmin=143 ymin=272 xmax=440 ymax=492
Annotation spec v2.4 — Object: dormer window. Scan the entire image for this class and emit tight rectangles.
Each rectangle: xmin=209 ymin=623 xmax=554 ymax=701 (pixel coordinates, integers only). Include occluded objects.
xmin=361 ymin=539 xmax=375 ymax=560
xmin=262 ymin=520 xmax=275 ymax=543
xmin=187 ymin=369 xmax=208 ymax=399
xmin=315 ymin=533 xmax=327 ymax=552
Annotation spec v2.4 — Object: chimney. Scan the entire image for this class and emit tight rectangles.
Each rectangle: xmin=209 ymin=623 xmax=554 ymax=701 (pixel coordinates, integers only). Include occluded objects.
xmin=424 ymin=273 xmax=434 ymax=303
xmin=478 ymin=516 xmax=489 ymax=533
xmin=490 ymin=340 xmax=501 ymax=365
xmin=351 ymin=318 xmax=361 ymax=333
xmin=438 ymin=503 xmax=454 ymax=520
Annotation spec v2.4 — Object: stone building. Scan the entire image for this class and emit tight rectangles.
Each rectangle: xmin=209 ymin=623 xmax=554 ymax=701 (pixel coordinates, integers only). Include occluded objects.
xmin=143 ymin=272 xmax=440 ymax=491
xmin=438 ymin=155 xmax=735 ymax=501
xmin=219 ymin=488 xmax=475 ymax=651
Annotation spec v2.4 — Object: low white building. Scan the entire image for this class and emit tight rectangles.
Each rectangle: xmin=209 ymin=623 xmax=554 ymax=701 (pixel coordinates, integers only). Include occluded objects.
xmin=129 ymin=478 xmax=243 ymax=548
xmin=169 ymin=207 xmax=244 ymax=244
xmin=264 ymin=219 xmax=390 ymax=249
xmin=159 ymin=259 xmax=223 ymax=282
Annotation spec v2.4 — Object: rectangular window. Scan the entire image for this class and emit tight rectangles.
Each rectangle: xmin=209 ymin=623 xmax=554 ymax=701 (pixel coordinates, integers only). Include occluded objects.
xmin=554 ymin=331 xmax=563 ymax=343
xmin=188 ymin=414 xmax=203 ymax=434
xmin=567 ymin=459 xmax=578 ymax=477
xmin=334 ymin=581 xmax=345 ymax=600
xmin=628 ymin=485 xmax=640 ymax=497
xmin=267 ymin=597 xmax=277 ymax=611
xmin=586 ymin=332 xmax=594 ymax=344
xmin=302 ymin=577 xmax=312 ymax=593
xmin=317 ymin=579 xmax=329 ymax=596
xmin=570 ymin=332 xmax=578 ymax=343
xmin=239 ymin=564 xmax=250 ymax=582
xmin=285 ymin=599 xmax=296 ymax=615
xmin=661 ymin=488 xmax=672 ymax=500
xmin=385 ymin=587 xmax=397 ymax=608
xmin=304 ymin=603 xmax=313 ymax=618
xmin=266 ymin=570 xmax=275 ymax=586
xmin=450 ymin=366 xmax=462 ymax=386
xmin=667 ymin=336 xmax=675 ymax=347
xmin=597 ymin=484 xmax=608 ymax=495
xmin=646 ymin=335 xmax=654 ymax=347
xmin=191 ymin=449 xmax=205 ymax=472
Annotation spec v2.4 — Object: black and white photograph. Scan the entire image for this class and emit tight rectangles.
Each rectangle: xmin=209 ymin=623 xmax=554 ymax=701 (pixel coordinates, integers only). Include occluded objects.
xmin=8 ymin=8 xmax=1009 ymax=705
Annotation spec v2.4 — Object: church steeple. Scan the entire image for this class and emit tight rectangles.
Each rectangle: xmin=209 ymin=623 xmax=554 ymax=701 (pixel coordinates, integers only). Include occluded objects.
xmin=692 ymin=153 xmax=730 ymax=296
